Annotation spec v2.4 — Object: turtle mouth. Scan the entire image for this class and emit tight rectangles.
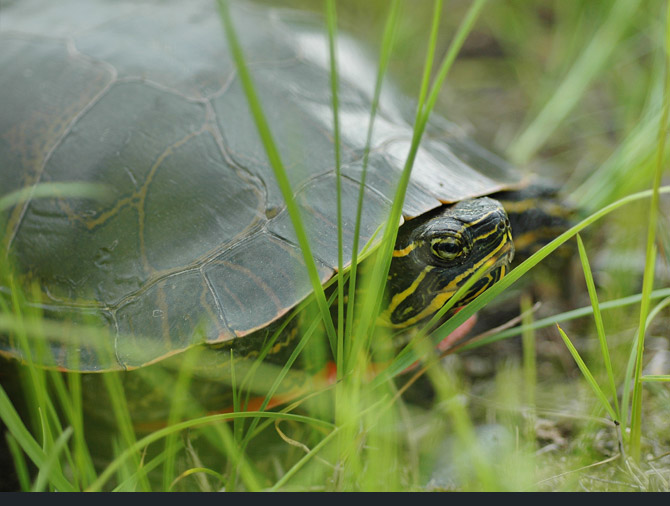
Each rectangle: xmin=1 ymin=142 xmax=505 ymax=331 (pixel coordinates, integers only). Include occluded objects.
xmin=493 ymin=234 xmax=515 ymax=272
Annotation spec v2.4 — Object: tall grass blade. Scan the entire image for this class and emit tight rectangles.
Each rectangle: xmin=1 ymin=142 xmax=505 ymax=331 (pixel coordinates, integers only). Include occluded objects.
xmin=6 ymin=433 xmax=31 ymax=491
xmin=630 ymin=244 xmax=658 ymax=458
xmin=0 ymin=182 xmax=109 ymax=212
xmin=460 ymin=288 xmax=670 ymax=351
xmin=641 ymin=375 xmax=670 ymax=382
xmin=216 ymin=0 xmax=337 ymax=354
xmin=621 ymin=296 xmax=670 ymax=437
xmin=101 ymin=371 xmax=150 ymax=491
xmin=31 ymin=427 xmax=72 ymax=492
xmin=66 ymin=371 xmax=97 ymax=489
xmin=325 ymin=0 xmax=345 ymax=377
xmin=217 ymin=413 xmax=261 ymax=492
xmin=416 ymin=0 xmax=443 ymax=111
xmin=113 ymin=448 xmax=178 ymax=492
xmin=238 ymin=295 xmax=333 ymax=451
xmin=572 ymin=84 xmax=665 ymax=213
xmin=576 ymin=234 xmax=620 ymax=419
xmin=0 ymin=386 xmax=74 ymax=491
xmin=331 ymin=3 xmax=402 ymax=482
xmin=521 ymin=293 xmax=536 ymax=444
xmin=162 ymin=348 xmax=201 ymax=491
xmin=630 ymin=0 xmax=670 ymax=462
xmin=508 ymin=0 xmax=642 ymax=164
xmin=354 ymin=0 xmax=488 ymax=361
xmin=344 ymin=0 xmax=401 ymax=371
xmin=556 ymin=325 xmax=618 ymax=422
xmin=43 ymin=369 xmax=82 ymax=486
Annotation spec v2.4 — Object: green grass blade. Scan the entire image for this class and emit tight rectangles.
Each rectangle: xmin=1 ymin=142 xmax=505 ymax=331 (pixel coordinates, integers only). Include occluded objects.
xmin=576 ymin=234 xmax=620 ymax=419
xmin=101 ymin=371 xmax=151 ymax=491
xmin=629 ymin=244 xmax=658 ymax=458
xmin=0 ymin=386 xmax=74 ymax=491
xmin=216 ymin=0 xmax=338 ymax=354
xmin=521 ymin=293 xmax=536 ymax=444
xmin=354 ymin=0 xmax=488 ymax=361
xmin=217 ymin=413 xmax=261 ymax=492
xmin=418 ymin=0 xmax=487 ymax=125
xmin=621 ymin=295 xmax=670 ymax=438
xmin=325 ymin=0 xmax=345 ymax=378
xmin=641 ymin=375 xmax=670 ymax=382
xmin=230 ymin=349 xmax=241 ymax=440
xmin=460 ymin=288 xmax=670 ymax=350
xmin=343 ymin=0 xmax=400 ymax=369
xmin=508 ymin=0 xmax=643 ymax=164
xmin=32 ymin=427 xmax=73 ymax=492
xmin=572 ymin=86 xmax=665 ymax=213
xmin=3 ymin=282 xmax=76 ymax=490
xmin=416 ymin=0 xmax=443 ymax=112
xmin=630 ymin=0 xmax=670 ymax=461
xmin=239 ymin=297 xmax=331 ymax=450
xmin=6 ymin=433 xmax=31 ymax=491
xmin=66 ymin=372 xmax=97 ymax=489
xmin=556 ymin=325 xmax=618 ymax=422
xmin=43 ymin=370 xmax=82 ymax=487
xmin=113 ymin=445 xmax=179 ymax=492
xmin=162 ymin=348 xmax=201 ymax=491
xmin=0 ymin=182 xmax=109 ymax=212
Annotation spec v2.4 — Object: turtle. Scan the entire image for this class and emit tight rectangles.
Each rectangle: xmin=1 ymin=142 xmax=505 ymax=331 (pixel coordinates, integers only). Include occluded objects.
xmin=0 ymin=0 xmax=568 ymax=404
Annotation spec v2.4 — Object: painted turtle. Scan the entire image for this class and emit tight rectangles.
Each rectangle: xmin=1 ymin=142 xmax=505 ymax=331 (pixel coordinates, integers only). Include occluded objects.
xmin=0 ymin=0 xmax=562 ymax=379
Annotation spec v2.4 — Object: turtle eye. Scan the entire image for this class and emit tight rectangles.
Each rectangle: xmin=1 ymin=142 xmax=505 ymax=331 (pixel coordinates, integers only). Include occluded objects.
xmin=430 ymin=236 xmax=467 ymax=261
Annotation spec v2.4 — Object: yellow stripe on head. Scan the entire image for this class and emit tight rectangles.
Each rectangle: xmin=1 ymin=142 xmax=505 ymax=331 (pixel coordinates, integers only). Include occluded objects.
xmin=392 ymin=240 xmax=422 ymax=257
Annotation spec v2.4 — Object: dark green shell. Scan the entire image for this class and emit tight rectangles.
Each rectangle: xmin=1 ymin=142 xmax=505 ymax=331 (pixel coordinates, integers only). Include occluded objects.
xmin=0 ymin=0 xmax=522 ymax=371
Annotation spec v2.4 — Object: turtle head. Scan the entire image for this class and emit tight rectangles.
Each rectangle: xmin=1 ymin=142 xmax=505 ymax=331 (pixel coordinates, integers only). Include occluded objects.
xmin=379 ymin=197 xmax=514 ymax=328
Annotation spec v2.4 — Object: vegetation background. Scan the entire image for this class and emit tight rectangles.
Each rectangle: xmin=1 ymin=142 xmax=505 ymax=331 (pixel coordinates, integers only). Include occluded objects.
xmin=1 ymin=0 xmax=669 ymax=491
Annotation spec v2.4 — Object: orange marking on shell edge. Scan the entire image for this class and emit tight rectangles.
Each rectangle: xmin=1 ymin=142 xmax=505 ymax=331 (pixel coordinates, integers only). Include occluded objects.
xmin=131 ymin=383 xmax=317 ymax=434
xmin=131 ymin=364 xmax=346 ymax=433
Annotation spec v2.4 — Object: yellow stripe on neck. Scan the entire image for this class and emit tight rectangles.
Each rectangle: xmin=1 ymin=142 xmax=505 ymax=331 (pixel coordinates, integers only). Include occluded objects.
xmin=378 ymin=265 xmax=433 ymax=324
xmin=386 ymin=289 xmax=456 ymax=329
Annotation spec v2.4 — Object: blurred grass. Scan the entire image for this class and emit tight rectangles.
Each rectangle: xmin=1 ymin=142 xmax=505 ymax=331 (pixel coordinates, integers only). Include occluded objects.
xmin=1 ymin=0 xmax=670 ymax=492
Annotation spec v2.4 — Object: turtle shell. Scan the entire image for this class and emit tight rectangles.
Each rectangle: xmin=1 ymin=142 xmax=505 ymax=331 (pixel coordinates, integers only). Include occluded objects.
xmin=0 ymin=0 xmax=523 ymax=371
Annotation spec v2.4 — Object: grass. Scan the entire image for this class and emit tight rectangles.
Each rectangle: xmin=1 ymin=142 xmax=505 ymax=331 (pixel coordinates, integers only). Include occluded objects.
xmin=1 ymin=0 xmax=670 ymax=492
